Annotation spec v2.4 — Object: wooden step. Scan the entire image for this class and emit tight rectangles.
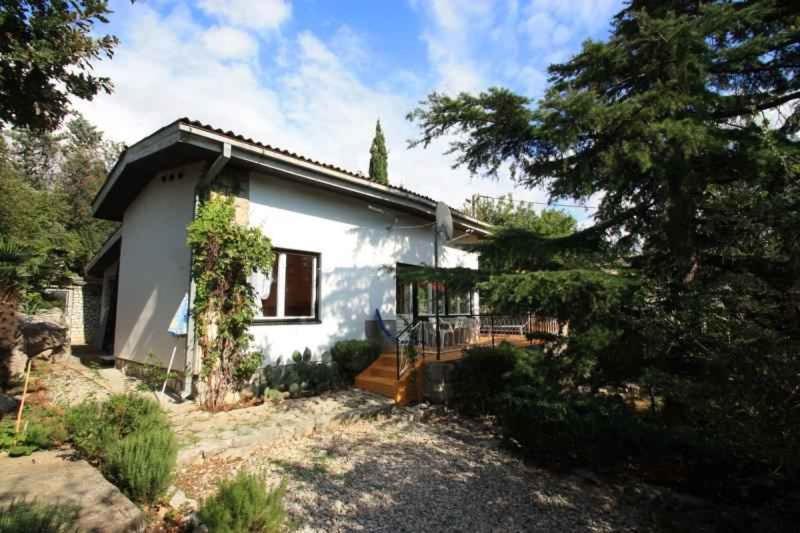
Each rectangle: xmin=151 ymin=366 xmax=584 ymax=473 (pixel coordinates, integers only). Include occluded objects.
xmin=365 ymin=366 xmax=396 ymax=379
xmin=355 ymin=352 xmax=431 ymax=405
xmin=355 ymin=374 xmax=397 ymax=398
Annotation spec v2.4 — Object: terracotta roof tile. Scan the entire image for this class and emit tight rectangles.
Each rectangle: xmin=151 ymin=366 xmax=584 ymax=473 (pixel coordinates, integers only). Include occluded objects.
xmin=174 ymin=117 xmax=460 ymax=211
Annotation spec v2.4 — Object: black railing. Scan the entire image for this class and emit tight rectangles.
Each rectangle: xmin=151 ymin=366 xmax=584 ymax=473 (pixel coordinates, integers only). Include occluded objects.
xmin=393 ymin=313 xmax=563 ymax=380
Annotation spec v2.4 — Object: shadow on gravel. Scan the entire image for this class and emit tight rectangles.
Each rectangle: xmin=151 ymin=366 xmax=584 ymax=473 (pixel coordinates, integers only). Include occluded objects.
xmin=269 ymin=418 xmax=644 ymax=533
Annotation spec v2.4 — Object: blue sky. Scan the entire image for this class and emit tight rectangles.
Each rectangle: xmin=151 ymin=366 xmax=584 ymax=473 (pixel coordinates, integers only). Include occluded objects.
xmin=78 ymin=0 xmax=623 ymax=222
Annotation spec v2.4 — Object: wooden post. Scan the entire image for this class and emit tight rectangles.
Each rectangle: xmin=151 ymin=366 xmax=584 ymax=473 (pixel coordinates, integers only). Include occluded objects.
xmin=15 ymin=358 xmax=32 ymax=434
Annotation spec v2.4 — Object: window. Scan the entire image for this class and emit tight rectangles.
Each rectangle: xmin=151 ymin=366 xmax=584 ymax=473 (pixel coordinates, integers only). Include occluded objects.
xmin=260 ymin=260 xmax=279 ymax=317
xmin=447 ymin=290 xmax=472 ymax=315
xmin=418 ymin=282 xmax=445 ymax=316
xmin=397 ymin=281 xmax=413 ymax=316
xmin=255 ymin=249 xmax=320 ymax=322
xmin=396 ymin=263 xmax=476 ymax=318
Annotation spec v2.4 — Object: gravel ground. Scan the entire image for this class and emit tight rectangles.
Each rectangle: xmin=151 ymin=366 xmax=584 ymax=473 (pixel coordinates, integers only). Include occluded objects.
xmin=176 ymin=410 xmax=650 ymax=532
xmin=33 ymin=357 xmax=130 ymax=406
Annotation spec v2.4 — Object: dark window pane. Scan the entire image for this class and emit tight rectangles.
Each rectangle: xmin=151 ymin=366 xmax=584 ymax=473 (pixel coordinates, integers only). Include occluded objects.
xmin=397 ymin=282 xmax=413 ymax=315
xmin=418 ymin=283 xmax=431 ymax=315
xmin=447 ymin=290 xmax=471 ymax=315
xmin=261 ymin=259 xmax=279 ymax=317
xmin=285 ymin=252 xmax=314 ymax=317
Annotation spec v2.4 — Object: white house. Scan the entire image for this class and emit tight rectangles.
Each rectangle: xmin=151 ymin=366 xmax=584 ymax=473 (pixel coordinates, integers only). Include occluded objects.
xmin=87 ymin=118 xmax=490 ymax=396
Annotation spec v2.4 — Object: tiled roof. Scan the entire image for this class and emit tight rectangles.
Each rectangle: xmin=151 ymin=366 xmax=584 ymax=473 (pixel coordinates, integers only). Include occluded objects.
xmin=170 ymin=117 xmax=466 ymax=213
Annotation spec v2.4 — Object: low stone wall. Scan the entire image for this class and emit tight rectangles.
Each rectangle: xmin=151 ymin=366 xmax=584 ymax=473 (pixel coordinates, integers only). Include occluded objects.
xmin=115 ymin=357 xmax=185 ymax=395
xmin=423 ymin=361 xmax=459 ymax=404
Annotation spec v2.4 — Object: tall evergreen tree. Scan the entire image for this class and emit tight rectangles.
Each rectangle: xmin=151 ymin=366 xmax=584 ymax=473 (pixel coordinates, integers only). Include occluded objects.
xmin=368 ymin=120 xmax=388 ymax=184
xmin=409 ymin=0 xmax=800 ymax=476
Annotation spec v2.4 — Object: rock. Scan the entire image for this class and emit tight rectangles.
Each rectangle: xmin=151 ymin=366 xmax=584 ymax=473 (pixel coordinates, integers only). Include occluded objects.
xmin=20 ymin=310 xmax=69 ymax=358
xmin=0 ymin=393 xmax=18 ymax=414
xmin=168 ymin=487 xmax=198 ymax=511
xmin=5 ymin=346 xmax=28 ymax=380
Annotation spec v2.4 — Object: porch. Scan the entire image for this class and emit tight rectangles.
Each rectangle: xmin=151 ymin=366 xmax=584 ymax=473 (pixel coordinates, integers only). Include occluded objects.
xmin=355 ymin=314 xmax=562 ymax=405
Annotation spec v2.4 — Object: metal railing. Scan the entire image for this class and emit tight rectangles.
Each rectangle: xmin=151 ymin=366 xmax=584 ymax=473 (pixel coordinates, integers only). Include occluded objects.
xmin=395 ymin=319 xmax=423 ymax=380
xmin=393 ymin=313 xmax=564 ymax=380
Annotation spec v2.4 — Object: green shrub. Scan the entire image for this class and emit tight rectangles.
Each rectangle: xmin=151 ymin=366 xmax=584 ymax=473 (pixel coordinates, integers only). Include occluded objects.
xmin=198 ymin=472 xmax=289 ymax=533
xmin=451 ymin=343 xmax=660 ymax=468
xmin=66 ymin=393 xmax=167 ymax=462
xmin=106 ymin=425 xmax=177 ymax=504
xmin=65 ymin=394 xmax=177 ymax=504
xmin=330 ymin=340 xmax=381 ymax=383
xmin=451 ymin=342 xmax=521 ymax=415
xmin=499 ymin=387 xmax=659 ymax=466
xmin=262 ymin=349 xmax=340 ymax=397
xmin=0 ymin=403 xmax=67 ymax=456
xmin=0 ymin=500 xmax=78 ymax=533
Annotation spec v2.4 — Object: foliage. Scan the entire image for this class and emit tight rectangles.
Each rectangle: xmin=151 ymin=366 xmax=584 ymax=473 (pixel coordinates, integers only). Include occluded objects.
xmin=0 ymin=402 xmax=67 ymax=456
xmin=198 ymin=472 xmax=290 ymax=533
xmin=0 ymin=0 xmax=119 ymax=132
xmin=0 ymin=500 xmax=78 ymax=533
xmin=464 ymin=194 xmax=576 ymax=236
xmin=453 ymin=344 xmax=661 ymax=467
xmin=0 ymin=166 xmax=72 ymax=302
xmin=105 ymin=424 xmax=177 ymax=504
xmin=0 ymin=115 xmax=120 ymax=309
xmin=66 ymin=393 xmax=167 ymax=462
xmin=187 ymin=195 xmax=274 ymax=410
xmin=262 ymin=349 xmax=338 ymax=397
xmin=408 ymin=0 xmax=800 ymax=490
xmin=330 ymin=339 xmax=381 ymax=384
xmin=56 ymin=116 xmax=121 ymax=269
xmin=65 ymin=394 xmax=176 ymax=504
xmin=368 ymin=120 xmax=388 ymax=184
xmin=452 ymin=342 xmax=519 ymax=415
xmin=500 ymin=387 xmax=659 ymax=467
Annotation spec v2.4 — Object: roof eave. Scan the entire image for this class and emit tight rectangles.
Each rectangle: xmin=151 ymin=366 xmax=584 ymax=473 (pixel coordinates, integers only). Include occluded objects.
xmin=176 ymin=123 xmax=492 ymax=236
xmin=93 ymin=120 xmax=493 ymax=236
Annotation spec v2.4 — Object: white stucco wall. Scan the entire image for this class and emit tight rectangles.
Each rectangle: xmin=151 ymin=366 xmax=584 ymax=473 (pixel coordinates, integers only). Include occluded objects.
xmin=114 ymin=164 xmax=202 ymax=369
xmin=248 ymin=171 xmax=479 ymax=364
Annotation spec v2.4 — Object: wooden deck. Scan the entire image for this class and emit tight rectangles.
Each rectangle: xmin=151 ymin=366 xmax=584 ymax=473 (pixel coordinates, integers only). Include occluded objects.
xmin=354 ymin=335 xmax=533 ymax=405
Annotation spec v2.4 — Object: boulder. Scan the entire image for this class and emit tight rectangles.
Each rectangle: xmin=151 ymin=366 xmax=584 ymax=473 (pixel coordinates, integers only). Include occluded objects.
xmin=19 ymin=308 xmax=69 ymax=359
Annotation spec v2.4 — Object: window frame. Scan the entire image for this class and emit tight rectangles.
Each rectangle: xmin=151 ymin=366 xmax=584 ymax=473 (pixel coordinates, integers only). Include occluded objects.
xmin=252 ymin=247 xmax=322 ymax=325
xmin=396 ymin=262 xmax=476 ymax=319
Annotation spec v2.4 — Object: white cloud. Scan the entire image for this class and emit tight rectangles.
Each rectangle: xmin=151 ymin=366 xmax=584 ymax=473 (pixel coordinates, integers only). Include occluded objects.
xmin=74 ymin=0 xmax=592 ymax=219
xmin=414 ymin=0 xmax=498 ymax=93
xmin=523 ymin=0 xmax=618 ymax=50
xmin=198 ymin=0 xmax=291 ymax=31
xmin=201 ymin=26 xmax=258 ymax=60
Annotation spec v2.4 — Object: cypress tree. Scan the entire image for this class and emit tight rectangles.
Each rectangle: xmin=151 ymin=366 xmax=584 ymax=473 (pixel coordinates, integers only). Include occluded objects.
xmin=368 ymin=120 xmax=388 ymax=185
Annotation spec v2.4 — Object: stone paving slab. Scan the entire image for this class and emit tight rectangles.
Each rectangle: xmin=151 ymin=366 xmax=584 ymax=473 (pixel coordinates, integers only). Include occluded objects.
xmin=0 ymin=450 xmax=145 ymax=533
xmin=168 ymin=389 xmax=394 ymax=465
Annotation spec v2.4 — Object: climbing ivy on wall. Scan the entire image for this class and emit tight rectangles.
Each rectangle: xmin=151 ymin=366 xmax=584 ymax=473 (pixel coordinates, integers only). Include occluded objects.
xmin=187 ymin=196 xmax=273 ymax=411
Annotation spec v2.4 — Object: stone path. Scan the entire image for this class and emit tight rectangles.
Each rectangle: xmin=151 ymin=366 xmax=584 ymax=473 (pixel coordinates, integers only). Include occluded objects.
xmin=0 ymin=450 xmax=145 ymax=533
xmin=176 ymin=409 xmax=651 ymax=533
xmin=167 ymin=389 xmax=394 ymax=465
xmin=34 ymin=354 xmax=134 ymax=406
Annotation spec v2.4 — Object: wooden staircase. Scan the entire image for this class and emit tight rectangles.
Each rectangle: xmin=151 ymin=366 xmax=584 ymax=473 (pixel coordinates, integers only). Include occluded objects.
xmin=354 ymin=353 xmax=422 ymax=406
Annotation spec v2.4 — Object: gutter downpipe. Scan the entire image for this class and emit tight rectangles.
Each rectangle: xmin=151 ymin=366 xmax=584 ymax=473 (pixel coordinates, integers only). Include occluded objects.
xmin=182 ymin=142 xmax=231 ymax=399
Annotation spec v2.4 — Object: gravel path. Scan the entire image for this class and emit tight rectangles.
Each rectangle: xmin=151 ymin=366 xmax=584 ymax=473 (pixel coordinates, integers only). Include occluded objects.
xmin=176 ymin=410 xmax=649 ymax=532
xmin=34 ymin=356 xmax=132 ymax=406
